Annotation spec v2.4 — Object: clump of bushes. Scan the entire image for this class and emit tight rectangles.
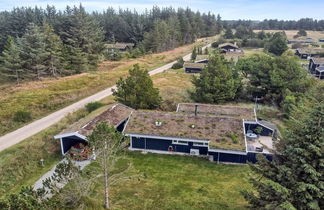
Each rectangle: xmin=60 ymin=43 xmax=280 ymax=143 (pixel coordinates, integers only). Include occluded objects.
xmin=13 ymin=110 xmax=32 ymax=122
xmin=171 ymin=57 xmax=184 ymax=69
xmin=226 ymin=133 xmax=239 ymax=144
xmin=85 ymin=102 xmax=103 ymax=112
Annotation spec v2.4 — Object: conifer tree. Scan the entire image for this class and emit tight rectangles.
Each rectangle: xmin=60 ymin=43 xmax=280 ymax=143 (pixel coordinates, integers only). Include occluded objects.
xmin=19 ymin=23 xmax=48 ymax=80
xmin=243 ymin=103 xmax=324 ymax=210
xmin=191 ymin=54 xmax=241 ymax=103
xmin=42 ymin=24 xmax=64 ymax=77
xmin=0 ymin=36 xmax=23 ymax=83
xmin=113 ymin=64 xmax=162 ymax=109
xmin=191 ymin=46 xmax=197 ymax=60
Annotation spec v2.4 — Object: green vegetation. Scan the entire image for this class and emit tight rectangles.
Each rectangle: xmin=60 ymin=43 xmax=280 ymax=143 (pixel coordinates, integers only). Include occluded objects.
xmin=265 ymin=32 xmax=288 ymax=56
xmin=171 ymin=57 xmax=185 ymax=69
xmin=85 ymin=101 xmax=104 ymax=112
xmin=80 ymin=152 xmax=251 ymax=209
xmin=0 ymin=37 xmax=212 ymax=137
xmin=0 ymin=5 xmax=221 ymax=83
xmin=113 ymin=64 xmax=162 ymax=109
xmin=13 ymin=110 xmax=32 ymax=123
xmin=0 ymin=108 xmax=89 ymax=196
xmin=191 ymin=53 xmax=241 ymax=103
xmin=243 ymin=103 xmax=323 ymax=209
xmin=236 ymin=54 xmax=311 ymax=109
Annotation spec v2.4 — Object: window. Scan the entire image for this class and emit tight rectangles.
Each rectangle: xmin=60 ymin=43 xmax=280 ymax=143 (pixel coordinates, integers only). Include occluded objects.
xmin=172 ymin=140 xmax=188 ymax=145
xmin=193 ymin=142 xmax=208 ymax=147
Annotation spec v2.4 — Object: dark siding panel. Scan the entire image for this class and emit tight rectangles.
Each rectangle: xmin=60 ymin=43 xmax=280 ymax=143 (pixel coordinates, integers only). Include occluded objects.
xmin=131 ymin=137 xmax=145 ymax=149
xmin=116 ymin=119 xmax=127 ymax=132
xmin=146 ymin=138 xmax=172 ymax=151
xmin=247 ymin=152 xmax=273 ymax=163
xmin=131 ymin=137 xmax=208 ymax=154
xmin=209 ymin=151 xmax=247 ymax=164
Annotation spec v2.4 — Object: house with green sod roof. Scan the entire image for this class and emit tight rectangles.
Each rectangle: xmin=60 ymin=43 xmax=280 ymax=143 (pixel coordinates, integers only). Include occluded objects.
xmin=124 ymin=103 xmax=278 ymax=164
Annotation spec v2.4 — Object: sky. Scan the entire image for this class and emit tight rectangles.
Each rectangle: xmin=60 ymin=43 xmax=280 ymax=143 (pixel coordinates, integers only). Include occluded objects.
xmin=1 ymin=0 xmax=324 ymax=20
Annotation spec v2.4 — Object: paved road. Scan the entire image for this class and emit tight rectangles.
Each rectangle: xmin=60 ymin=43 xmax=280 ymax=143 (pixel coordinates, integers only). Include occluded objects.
xmin=0 ymin=43 xmax=211 ymax=152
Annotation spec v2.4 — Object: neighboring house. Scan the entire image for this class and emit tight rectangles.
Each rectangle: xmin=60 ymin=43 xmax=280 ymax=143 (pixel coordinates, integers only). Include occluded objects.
xmin=54 ymin=103 xmax=133 ymax=155
xmin=308 ymin=57 xmax=324 ymax=74
xmin=105 ymin=42 xmax=135 ymax=51
xmin=295 ymin=48 xmax=324 ymax=59
xmin=183 ymin=62 xmax=206 ymax=73
xmin=124 ymin=103 xmax=278 ymax=164
xmin=194 ymin=55 xmax=209 ymax=63
xmin=314 ymin=67 xmax=324 ymax=79
xmin=288 ymin=38 xmax=315 ymax=44
xmin=319 ymin=38 xmax=324 ymax=42
xmin=218 ymin=43 xmax=242 ymax=53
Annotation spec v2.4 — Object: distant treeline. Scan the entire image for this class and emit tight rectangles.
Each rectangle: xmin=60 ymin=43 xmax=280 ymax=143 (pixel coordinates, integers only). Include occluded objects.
xmin=225 ymin=18 xmax=324 ymax=31
xmin=0 ymin=5 xmax=222 ymax=82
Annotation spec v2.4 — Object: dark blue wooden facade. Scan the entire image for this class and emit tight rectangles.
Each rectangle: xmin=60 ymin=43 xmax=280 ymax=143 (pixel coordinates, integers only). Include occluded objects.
xmin=131 ymin=137 xmax=208 ymax=155
xmin=246 ymin=152 xmax=273 ymax=163
xmin=61 ymin=135 xmax=88 ymax=154
xmin=130 ymin=135 xmax=273 ymax=164
xmin=185 ymin=67 xmax=203 ymax=73
xmin=208 ymin=151 xmax=247 ymax=164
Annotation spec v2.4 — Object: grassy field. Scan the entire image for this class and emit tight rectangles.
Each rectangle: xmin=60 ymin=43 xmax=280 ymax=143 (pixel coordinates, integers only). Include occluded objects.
xmin=81 ymin=152 xmax=251 ymax=210
xmin=253 ymin=30 xmax=324 ymax=40
xmin=0 ymin=37 xmax=215 ymax=137
xmin=152 ymin=69 xmax=194 ymax=111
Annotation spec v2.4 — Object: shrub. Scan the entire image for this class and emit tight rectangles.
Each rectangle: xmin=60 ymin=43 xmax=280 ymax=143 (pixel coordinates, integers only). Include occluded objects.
xmin=226 ymin=133 xmax=239 ymax=144
xmin=13 ymin=110 xmax=32 ymax=122
xmin=85 ymin=102 xmax=103 ymax=112
xmin=171 ymin=57 xmax=184 ymax=69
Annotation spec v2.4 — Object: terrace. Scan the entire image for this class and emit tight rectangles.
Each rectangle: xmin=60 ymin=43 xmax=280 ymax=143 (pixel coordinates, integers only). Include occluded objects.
xmin=246 ymin=136 xmax=274 ymax=153
xmin=124 ymin=111 xmax=246 ymax=151
xmin=177 ymin=103 xmax=256 ymax=120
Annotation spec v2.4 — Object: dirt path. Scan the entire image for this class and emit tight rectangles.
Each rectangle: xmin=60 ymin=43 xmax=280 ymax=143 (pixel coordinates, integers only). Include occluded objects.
xmin=0 ymin=44 xmax=210 ymax=152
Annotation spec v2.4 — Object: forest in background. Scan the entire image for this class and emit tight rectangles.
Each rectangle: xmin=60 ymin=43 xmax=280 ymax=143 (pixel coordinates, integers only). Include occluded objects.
xmin=0 ymin=5 xmax=222 ymax=83
xmin=225 ymin=18 xmax=324 ymax=30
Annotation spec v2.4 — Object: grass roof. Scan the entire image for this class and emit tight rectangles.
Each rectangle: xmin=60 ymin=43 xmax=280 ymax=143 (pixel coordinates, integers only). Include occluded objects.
xmin=124 ymin=111 xmax=246 ymax=151
xmin=183 ymin=62 xmax=206 ymax=69
xmin=310 ymin=57 xmax=324 ymax=64
xmin=297 ymin=48 xmax=324 ymax=54
xmin=177 ymin=103 xmax=255 ymax=120
xmin=59 ymin=103 xmax=133 ymax=136
xmin=195 ymin=54 xmax=209 ymax=61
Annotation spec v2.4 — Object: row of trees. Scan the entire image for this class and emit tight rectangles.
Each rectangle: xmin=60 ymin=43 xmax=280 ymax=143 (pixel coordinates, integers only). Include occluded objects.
xmin=0 ymin=6 xmax=105 ymax=82
xmin=226 ymin=18 xmax=324 ymax=30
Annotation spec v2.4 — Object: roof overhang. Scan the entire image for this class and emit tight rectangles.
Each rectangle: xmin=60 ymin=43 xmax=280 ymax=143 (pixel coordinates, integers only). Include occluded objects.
xmin=54 ymin=132 xmax=88 ymax=141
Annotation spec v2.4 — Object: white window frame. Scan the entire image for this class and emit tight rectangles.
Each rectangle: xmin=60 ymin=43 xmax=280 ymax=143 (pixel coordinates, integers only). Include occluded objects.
xmin=172 ymin=140 xmax=188 ymax=145
xmin=193 ymin=142 xmax=209 ymax=147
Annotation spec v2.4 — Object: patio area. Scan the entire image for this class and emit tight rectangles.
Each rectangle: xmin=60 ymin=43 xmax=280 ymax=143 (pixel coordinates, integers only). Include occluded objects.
xmin=247 ymin=136 xmax=274 ymax=153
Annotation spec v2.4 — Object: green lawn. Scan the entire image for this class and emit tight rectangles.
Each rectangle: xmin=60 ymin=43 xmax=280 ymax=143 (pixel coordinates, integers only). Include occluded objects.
xmin=82 ymin=152 xmax=252 ymax=210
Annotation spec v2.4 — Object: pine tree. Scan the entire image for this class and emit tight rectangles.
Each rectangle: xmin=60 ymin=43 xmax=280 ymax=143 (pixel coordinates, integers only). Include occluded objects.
xmin=59 ymin=5 xmax=104 ymax=73
xmin=191 ymin=54 xmax=241 ymax=103
xmin=266 ymin=32 xmax=288 ymax=56
xmin=191 ymin=46 xmax=197 ymax=60
xmin=243 ymin=103 xmax=324 ymax=210
xmin=112 ymin=64 xmax=162 ymax=109
xmin=0 ymin=36 xmax=23 ymax=83
xmin=19 ymin=23 xmax=48 ymax=80
xmin=224 ymin=28 xmax=234 ymax=39
xmin=42 ymin=24 xmax=64 ymax=77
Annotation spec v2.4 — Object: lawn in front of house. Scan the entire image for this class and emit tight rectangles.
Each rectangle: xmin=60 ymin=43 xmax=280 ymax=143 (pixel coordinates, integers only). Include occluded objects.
xmin=81 ymin=152 xmax=252 ymax=210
